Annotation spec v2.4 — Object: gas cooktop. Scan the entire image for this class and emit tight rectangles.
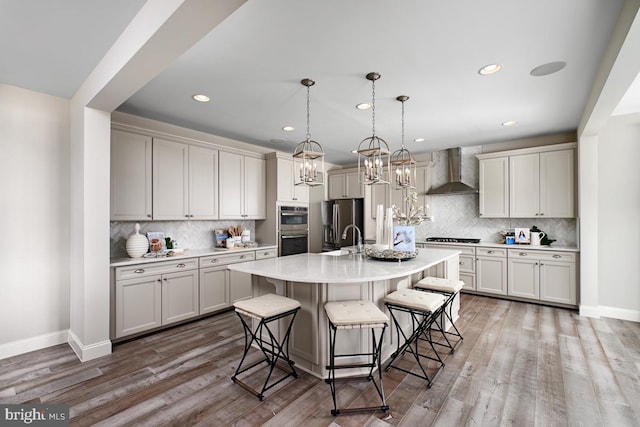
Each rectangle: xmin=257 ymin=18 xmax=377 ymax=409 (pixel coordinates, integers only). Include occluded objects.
xmin=425 ymin=237 xmax=481 ymax=244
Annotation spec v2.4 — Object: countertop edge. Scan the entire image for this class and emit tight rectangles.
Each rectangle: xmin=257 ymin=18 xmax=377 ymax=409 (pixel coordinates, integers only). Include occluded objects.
xmin=110 ymin=244 xmax=278 ymax=267
xmin=419 ymin=241 xmax=579 ymax=252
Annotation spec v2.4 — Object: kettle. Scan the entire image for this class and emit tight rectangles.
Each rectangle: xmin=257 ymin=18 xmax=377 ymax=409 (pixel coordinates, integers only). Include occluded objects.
xmin=530 ymin=231 xmax=546 ymax=246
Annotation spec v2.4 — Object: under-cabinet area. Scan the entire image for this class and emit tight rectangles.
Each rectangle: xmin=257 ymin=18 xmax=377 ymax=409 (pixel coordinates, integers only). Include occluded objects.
xmin=418 ymin=242 xmax=578 ymax=307
xmin=110 ymin=246 xmax=277 ymax=340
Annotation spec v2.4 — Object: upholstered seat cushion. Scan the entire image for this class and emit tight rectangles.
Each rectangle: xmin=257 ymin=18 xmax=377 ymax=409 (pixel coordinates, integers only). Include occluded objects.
xmin=324 ymin=300 xmax=389 ymax=328
xmin=414 ymin=276 xmax=464 ymax=293
xmin=233 ymin=293 xmax=300 ymax=318
xmin=384 ymin=288 xmax=445 ymax=312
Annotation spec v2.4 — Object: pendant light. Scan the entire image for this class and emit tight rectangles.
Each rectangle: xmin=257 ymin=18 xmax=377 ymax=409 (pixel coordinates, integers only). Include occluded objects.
xmin=357 ymin=72 xmax=390 ymax=185
xmin=390 ymin=95 xmax=416 ymax=190
xmin=293 ymin=78 xmax=324 ymax=186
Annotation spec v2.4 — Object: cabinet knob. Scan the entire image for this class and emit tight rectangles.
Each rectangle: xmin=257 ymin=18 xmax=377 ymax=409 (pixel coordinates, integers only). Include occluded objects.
xmin=163 ymin=278 xmax=168 ymax=281
xmin=134 ymin=269 xmax=145 ymax=274
xmin=240 ymin=255 xmax=245 ymax=259
xmin=535 ymin=262 xmax=538 ymax=266
xmin=552 ymin=255 xmax=561 ymax=259
xmin=535 ymin=213 xmax=539 ymax=216
xmin=519 ymin=252 xmax=527 ymax=256
xmin=488 ymin=250 xmax=495 ymax=254
xmin=147 ymin=214 xmax=152 ymax=218
xmin=211 ymin=259 xmax=219 ymax=263
xmin=540 ymin=213 xmax=544 ymax=216
xmin=540 ymin=263 xmax=544 ymax=266
xmin=176 ymin=263 xmax=186 ymax=268
xmin=459 ymin=261 xmax=464 ymax=265
xmin=157 ymin=279 xmax=161 ymax=283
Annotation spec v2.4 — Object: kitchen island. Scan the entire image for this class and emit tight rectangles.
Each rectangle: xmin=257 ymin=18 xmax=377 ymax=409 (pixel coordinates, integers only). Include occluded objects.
xmin=227 ymin=247 xmax=461 ymax=378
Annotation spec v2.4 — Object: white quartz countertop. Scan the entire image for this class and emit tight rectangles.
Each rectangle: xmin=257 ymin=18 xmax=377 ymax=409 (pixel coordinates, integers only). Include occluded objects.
xmin=419 ymin=240 xmax=579 ymax=252
xmin=226 ymin=248 xmax=460 ymax=283
xmin=110 ymin=244 xmax=277 ymax=267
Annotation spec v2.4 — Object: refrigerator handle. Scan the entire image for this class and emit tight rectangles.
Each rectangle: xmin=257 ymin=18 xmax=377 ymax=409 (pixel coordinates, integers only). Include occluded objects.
xmin=333 ymin=204 xmax=339 ymax=244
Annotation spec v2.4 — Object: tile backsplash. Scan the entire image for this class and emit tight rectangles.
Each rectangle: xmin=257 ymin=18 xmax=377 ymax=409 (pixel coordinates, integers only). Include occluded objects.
xmin=414 ymin=146 xmax=577 ymax=246
xmin=111 ymin=220 xmax=256 ymax=258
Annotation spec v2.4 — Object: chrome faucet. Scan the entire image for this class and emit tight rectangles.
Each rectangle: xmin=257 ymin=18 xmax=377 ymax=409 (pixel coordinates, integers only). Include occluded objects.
xmin=341 ymin=224 xmax=364 ymax=253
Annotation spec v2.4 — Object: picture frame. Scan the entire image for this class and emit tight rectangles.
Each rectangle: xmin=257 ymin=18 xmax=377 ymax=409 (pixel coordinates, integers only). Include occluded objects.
xmin=393 ymin=225 xmax=416 ymax=252
xmin=515 ymin=227 xmax=530 ymax=244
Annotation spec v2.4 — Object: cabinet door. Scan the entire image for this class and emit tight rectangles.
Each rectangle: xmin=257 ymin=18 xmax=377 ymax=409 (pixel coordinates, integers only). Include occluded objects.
xmin=199 ymin=266 xmax=229 ymax=314
xmin=328 ymin=174 xmax=346 ymax=199
xmin=540 ymin=149 xmax=575 ymax=218
xmin=278 ymin=157 xmax=309 ymax=202
xmin=218 ymin=151 xmax=244 ymax=219
xmin=153 ymin=138 xmax=189 ymax=220
xmin=476 ymin=256 xmax=507 ymax=295
xmin=115 ymin=275 xmax=162 ymax=338
xmin=509 ymin=153 xmax=539 ymax=218
xmin=345 ymin=172 xmax=364 ymax=198
xmin=508 ymin=257 xmax=540 ymax=299
xmin=110 ymin=130 xmax=152 ymax=221
xmin=188 ymin=146 xmax=218 ymax=219
xmin=540 ymin=261 xmax=576 ymax=305
xmin=229 ymin=270 xmax=253 ymax=303
xmin=479 ymin=157 xmax=509 ymax=218
xmin=244 ymin=156 xmax=266 ymax=219
xmin=459 ymin=272 xmax=476 ymax=291
xmin=161 ymin=270 xmax=198 ymax=325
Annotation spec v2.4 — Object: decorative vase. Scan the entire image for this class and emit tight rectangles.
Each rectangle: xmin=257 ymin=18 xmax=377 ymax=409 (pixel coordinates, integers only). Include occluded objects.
xmin=385 ymin=208 xmax=394 ymax=249
xmin=126 ymin=223 xmax=148 ymax=258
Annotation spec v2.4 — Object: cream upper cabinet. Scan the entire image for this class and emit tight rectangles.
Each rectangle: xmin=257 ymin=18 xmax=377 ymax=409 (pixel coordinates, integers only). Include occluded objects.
xmin=509 ymin=153 xmax=539 ymax=218
xmin=219 ymin=151 xmax=266 ymax=219
xmin=478 ymin=157 xmax=509 ymax=218
xmin=188 ymin=145 xmax=219 ymax=219
xmin=276 ymin=156 xmax=309 ymax=203
xmin=153 ymin=139 xmax=218 ymax=220
xmin=539 ymin=149 xmax=575 ymax=218
xmin=110 ymin=129 xmax=152 ymax=221
xmin=328 ymin=170 xmax=364 ymax=199
xmin=153 ymin=138 xmax=189 ymax=220
xmin=477 ymin=143 xmax=576 ymax=219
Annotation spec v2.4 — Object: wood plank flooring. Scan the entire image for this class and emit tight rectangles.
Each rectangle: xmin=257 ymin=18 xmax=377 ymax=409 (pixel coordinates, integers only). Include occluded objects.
xmin=1 ymin=294 xmax=640 ymax=426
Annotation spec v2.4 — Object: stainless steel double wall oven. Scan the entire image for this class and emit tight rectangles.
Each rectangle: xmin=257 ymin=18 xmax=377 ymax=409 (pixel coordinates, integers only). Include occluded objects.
xmin=278 ymin=205 xmax=309 ymax=256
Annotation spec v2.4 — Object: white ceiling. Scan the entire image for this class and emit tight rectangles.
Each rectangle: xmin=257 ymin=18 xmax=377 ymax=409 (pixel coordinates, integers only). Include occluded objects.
xmin=0 ymin=0 xmax=629 ymax=165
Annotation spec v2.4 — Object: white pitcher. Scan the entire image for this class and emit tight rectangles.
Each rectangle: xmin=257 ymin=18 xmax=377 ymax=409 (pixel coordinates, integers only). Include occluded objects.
xmin=530 ymin=231 xmax=546 ymax=246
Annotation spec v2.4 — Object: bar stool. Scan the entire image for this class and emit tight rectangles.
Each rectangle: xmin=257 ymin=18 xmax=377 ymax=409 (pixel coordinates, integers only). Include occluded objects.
xmin=231 ymin=293 xmax=300 ymax=400
xmin=324 ymin=300 xmax=390 ymax=416
xmin=384 ymin=288 xmax=446 ymax=387
xmin=414 ymin=276 xmax=464 ymax=353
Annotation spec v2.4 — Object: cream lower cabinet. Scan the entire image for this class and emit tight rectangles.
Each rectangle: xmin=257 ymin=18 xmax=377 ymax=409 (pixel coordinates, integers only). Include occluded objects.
xmin=114 ymin=258 xmax=199 ymax=339
xmin=508 ymin=249 xmax=576 ymax=305
xmin=199 ymin=266 xmax=229 ymax=314
xmin=476 ymin=247 xmax=507 ymax=295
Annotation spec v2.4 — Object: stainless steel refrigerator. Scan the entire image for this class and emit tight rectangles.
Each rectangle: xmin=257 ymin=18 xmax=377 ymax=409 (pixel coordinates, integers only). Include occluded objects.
xmin=321 ymin=199 xmax=364 ymax=251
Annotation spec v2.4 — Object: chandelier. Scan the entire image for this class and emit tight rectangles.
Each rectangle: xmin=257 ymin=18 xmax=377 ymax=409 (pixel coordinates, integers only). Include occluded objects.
xmin=292 ymin=78 xmax=324 ymax=186
xmin=357 ymin=72 xmax=390 ymax=185
xmin=390 ymin=95 xmax=416 ymax=190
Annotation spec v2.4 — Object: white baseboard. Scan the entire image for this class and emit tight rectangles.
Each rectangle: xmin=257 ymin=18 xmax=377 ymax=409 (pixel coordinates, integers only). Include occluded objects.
xmin=578 ymin=304 xmax=601 ymax=318
xmin=0 ymin=330 xmax=69 ymax=360
xmin=579 ymin=304 xmax=640 ymax=322
xmin=67 ymin=330 xmax=112 ymax=362
xmin=598 ymin=305 xmax=640 ymax=323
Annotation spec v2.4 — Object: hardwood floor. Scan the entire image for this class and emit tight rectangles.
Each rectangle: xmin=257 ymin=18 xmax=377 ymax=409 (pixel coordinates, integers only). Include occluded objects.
xmin=2 ymin=294 xmax=640 ymax=426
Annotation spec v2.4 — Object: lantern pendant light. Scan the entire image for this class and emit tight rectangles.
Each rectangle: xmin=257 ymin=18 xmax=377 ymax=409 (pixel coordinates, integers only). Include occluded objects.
xmin=293 ymin=78 xmax=324 ymax=186
xmin=390 ymin=95 xmax=416 ymax=191
xmin=357 ymin=72 xmax=390 ymax=185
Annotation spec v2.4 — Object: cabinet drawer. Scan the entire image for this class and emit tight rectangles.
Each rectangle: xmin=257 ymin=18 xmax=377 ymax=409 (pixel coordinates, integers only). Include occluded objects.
xmin=459 ymin=255 xmax=475 ymax=273
xmin=200 ymin=251 xmax=256 ymax=267
xmin=116 ymin=258 xmax=198 ymax=280
xmin=476 ymin=247 xmax=507 ymax=257
xmin=255 ymin=248 xmax=277 ymax=259
xmin=508 ymin=249 xmax=576 ymax=263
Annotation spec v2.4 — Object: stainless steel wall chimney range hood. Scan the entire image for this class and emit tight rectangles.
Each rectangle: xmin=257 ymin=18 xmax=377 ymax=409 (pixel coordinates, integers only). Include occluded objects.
xmin=426 ymin=147 xmax=478 ymax=195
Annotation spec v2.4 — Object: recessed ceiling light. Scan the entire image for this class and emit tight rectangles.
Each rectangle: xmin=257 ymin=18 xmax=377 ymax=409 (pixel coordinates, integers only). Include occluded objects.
xmin=530 ymin=61 xmax=567 ymax=77
xmin=478 ymin=64 xmax=502 ymax=75
xmin=192 ymin=94 xmax=210 ymax=102
xmin=501 ymin=120 xmax=518 ymax=127
xmin=282 ymin=126 xmax=295 ymax=132
xmin=413 ymin=138 xmax=425 ymax=143
xmin=270 ymin=138 xmax=287 ymax=144
xmin=356 ymin=103 xmax=372 ymax=110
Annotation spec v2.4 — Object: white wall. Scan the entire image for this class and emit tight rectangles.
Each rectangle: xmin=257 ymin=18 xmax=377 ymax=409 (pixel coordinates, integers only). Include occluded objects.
xmin=0 ymin=84 xmax=70 ymax=358
xmin=597 ymin=113 xmax=640 ymax=317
